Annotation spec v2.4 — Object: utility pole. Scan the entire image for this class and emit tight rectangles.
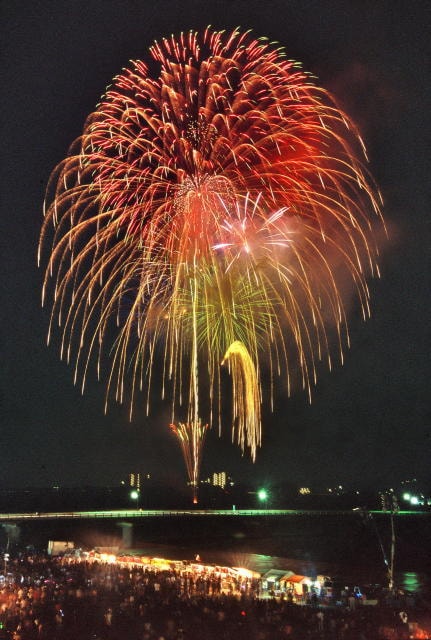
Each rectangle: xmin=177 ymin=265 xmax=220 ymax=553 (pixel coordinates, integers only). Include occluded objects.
xmin=382 ymin=490 xmax=399 ymax=591
xmin=355 ymin=490 xmax=399 ymax=593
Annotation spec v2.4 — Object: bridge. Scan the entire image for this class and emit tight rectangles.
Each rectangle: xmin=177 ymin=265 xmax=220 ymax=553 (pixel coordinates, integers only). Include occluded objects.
xmin=0 ymin=508 xmax=426 ymax=521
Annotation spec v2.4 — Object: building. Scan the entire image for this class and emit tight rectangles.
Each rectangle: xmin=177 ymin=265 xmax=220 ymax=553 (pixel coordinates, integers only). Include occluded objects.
xmin=201 ymin=471 xmax=234 ymax=490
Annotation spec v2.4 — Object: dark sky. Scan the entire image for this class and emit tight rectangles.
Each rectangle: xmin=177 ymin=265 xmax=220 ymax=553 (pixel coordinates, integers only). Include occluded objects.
xmin=1 ymin=0 xmax=429 ymax=491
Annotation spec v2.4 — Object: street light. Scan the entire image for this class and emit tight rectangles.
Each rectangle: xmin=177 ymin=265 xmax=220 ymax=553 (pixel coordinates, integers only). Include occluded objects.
xmin=257 ymin=488 xmax=268 ymax=503
xmin=130 ymin=490 xmax=140 ymax=509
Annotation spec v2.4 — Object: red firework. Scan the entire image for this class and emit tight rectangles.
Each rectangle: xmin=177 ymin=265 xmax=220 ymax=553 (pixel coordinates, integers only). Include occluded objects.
xmin=39 ymin=29 xmax=384 ymax=459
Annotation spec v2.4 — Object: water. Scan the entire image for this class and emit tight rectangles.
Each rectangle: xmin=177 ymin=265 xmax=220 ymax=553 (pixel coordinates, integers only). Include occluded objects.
xmin=126 ymin=542 xmax=431 ymax=598
xmin=15 ymin=512 xmax=431 ymax=597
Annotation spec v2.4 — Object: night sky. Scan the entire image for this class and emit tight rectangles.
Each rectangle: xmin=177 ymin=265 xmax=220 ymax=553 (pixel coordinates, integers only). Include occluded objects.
xmin=1 ymin=1 xmax=429 ymax=491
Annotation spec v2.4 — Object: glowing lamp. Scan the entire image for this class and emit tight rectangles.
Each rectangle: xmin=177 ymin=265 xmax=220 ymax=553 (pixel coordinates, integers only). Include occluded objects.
xmin=258 ymin=489 xmax=268 ymax=502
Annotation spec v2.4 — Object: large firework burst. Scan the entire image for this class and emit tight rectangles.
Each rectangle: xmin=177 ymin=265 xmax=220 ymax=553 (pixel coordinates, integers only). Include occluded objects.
xmin=39 ymin=28 xmax=384 ymax=459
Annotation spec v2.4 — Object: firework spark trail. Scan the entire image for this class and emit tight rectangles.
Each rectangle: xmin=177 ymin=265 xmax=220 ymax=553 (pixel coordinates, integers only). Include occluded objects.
xmin=170 ymin=421 xmax=208 ymax=503
xmin=221 ymin=341 xmax=261 ymax=461
xmin=39 ymin=28 xmax=384 ymax=458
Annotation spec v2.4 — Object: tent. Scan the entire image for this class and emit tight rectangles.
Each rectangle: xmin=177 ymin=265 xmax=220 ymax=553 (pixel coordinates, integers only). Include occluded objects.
xmin=282 ymin=574 xmax=311 ymax=596
xmin=262 ymin=569 xmax=294 ymax=590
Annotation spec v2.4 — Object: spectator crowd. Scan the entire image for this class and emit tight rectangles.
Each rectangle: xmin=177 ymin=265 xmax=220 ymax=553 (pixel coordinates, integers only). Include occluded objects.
xmin=0 ymin=552 xmax=429 ymax=639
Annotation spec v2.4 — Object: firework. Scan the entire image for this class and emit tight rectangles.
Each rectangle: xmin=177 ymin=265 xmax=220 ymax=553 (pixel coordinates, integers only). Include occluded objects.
xmin=39 ymin=28 xmax=384 ymax=458
xmin=221 ymin=341 xmax=261 ymax=461
xmin=170 ymin=421 xmax=208 ymax=503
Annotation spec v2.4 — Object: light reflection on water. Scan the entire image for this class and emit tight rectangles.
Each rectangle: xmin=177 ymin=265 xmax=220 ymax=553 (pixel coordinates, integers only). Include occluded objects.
xmin=16 ymin=512 xmax=431 ymax=602
xmin=43 ymin=512 xmax=429 ymax=598
xmin=133 ymin=542 xmax=430 ymax=596
xmin=399 ymin=571 xmax=427 ymax=595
